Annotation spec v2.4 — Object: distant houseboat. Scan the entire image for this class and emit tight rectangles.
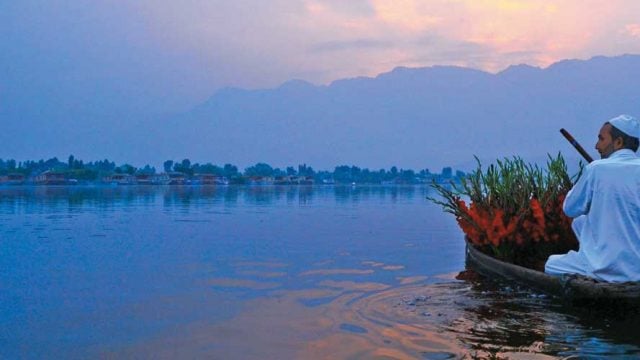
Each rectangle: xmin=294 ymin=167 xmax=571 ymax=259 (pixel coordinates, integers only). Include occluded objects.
xmin=274 ymin=176 xmax=314 ymax=185
xmin=192 ymin=174 xmax=216 ymax=185
xmin=192 ymin=174 xmax=229 ymax=185
xmin=248 ymin=176 xmax=274 ymax=186
xmin=152 ymin=173 xmax=170 ymax=185
xmin=106 ymin=174 xmax=136 ymax=185
xmin=135 ymin=174 xmax=154 ymax=185
xmin=298 ymin=176 xmax=314 ymax=185
xmin=34 ymin=170 xmax=67 ymax=185
xmin=274 ymin=176 xmax=294 ymax=185
xmin=0 ymin=173 xmax=26 ymax=185
xmin=214 ymin=176 xmax=230 ymax=185
xmin=167 ymin=172 xmax=188 ymax=185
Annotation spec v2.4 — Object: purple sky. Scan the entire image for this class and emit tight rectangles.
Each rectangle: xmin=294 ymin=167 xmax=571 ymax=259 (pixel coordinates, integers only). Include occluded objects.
xmin=1 ymin=1 xmax=640 ymax=167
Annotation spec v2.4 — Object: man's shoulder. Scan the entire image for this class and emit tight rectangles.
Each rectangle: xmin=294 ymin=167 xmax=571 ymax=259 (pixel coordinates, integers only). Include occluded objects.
xmin=585 ymin=159 xmax=613 ymax=170
xmin=586 ymin=155 xmax=640 ymax=172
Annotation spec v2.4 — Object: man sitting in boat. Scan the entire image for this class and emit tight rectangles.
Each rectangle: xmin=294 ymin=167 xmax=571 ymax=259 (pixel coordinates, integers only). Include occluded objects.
xmin=545 ymin=114 xmax=640 ymax=282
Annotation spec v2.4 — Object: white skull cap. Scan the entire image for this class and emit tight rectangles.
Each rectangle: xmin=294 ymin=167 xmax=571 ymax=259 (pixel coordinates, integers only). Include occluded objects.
xmin=609 ymin=114 xmax=640 ymax=139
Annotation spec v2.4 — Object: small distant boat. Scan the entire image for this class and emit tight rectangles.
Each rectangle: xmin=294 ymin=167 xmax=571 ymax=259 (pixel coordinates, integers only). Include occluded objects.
xmin=465 ymin=241 xmax=640 ymax=306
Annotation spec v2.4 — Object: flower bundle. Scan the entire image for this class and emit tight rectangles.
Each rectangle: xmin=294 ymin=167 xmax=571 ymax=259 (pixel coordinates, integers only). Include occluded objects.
xmin=430 ymin=154 xmax=581 ymax=269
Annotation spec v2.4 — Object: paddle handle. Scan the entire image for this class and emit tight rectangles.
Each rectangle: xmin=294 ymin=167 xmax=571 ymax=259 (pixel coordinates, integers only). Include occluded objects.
xmin=560 ymin=128 xmax=594 ymax=163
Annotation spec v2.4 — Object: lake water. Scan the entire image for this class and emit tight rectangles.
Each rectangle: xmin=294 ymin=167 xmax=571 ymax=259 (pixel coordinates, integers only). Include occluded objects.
xmin=2 ymin=185 xmax=640 ymax=359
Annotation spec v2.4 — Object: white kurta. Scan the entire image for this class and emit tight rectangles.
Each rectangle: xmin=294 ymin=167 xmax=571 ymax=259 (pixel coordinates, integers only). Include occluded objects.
xmin=545 ymin=149 xmax=640 ymax=282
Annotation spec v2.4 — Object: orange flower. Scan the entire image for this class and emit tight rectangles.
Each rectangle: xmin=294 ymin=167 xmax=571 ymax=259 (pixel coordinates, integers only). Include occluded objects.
xmin=487 ymin=208 xmax=505 ymax=246
xmin=530 ymin=198 xmax=546 ymax=230
xmin=455 ymin=199 xmax=483 ymax=245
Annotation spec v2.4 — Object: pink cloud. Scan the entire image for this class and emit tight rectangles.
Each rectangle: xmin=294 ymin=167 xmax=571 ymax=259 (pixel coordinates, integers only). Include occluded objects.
xmin=133 ymin=0 xmax=640 ymax=90
xmin=625 ymin=24 xmax=640 ymax=38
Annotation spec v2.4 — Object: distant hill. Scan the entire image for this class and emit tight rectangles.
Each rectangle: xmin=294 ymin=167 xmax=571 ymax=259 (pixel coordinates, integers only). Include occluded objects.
xmin=153 ymin=54 xmax=640 ymax=171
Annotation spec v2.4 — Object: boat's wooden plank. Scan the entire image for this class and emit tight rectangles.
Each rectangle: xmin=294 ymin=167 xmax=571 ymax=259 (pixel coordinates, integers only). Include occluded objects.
xmin=466 ymin=244 xmax=564 ymax=295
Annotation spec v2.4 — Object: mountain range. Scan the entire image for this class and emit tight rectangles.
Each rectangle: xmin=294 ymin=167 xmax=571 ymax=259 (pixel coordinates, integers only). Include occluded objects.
xmin=152 ymin=54 xmax=640 ymax=171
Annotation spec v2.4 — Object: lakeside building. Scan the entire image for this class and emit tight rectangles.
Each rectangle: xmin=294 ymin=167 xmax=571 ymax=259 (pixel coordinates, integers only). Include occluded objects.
xmin=274 ymin=176 xmax=314 ymax=185
xmin=34 ymin=170 xmax=67 ymax=185
xmin=1 ymin=165 xmax=466 ymax=186
xmin=0 ymin=173 xmax=26 ymax=185
xmin=135 ymin=174 xmax=154 ymax=185
xmin=248 ymin=176 xmax=275 ymax=186
xmin=191 ymin=174 xmax=230 ymax=185
xmin=167 ymin=172 xmax=188 ymax=185
xmin=191 ymin=174 xmax=225 ymax=185
xmin=105 ymin=174 xmax=137 ymax=185
xmin=152 ymin=173 xmax=170 ymax=185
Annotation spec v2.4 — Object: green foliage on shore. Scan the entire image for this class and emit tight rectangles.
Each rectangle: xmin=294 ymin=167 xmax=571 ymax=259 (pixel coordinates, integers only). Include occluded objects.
xmin=0 ymin=155 xmax=465 ymax=184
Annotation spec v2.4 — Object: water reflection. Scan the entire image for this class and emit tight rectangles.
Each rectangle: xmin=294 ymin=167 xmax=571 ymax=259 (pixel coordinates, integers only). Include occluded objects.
xmin=0 ymin=185 xmax=431 ymax=212
xmin=333 ymin=185 xmax=418 ymax=204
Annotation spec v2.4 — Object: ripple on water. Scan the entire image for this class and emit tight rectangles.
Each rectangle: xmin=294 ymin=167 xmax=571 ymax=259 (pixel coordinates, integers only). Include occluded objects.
xmin=339 ymin=323 xmax=368 ymax=334
xmin=105 ymin=274 xmax=640 ymax=359
xmin=334 ymin=277 xmax=640 ymax=359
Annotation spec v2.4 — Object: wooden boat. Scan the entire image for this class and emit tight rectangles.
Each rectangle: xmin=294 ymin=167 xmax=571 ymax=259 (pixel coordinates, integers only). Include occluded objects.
xmin=465 ymin=242 xmax=640 ymax=306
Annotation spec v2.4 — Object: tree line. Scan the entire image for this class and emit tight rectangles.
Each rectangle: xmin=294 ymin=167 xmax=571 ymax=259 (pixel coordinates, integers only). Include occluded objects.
xmin=0 ymin=155 xmax=465 ymax=184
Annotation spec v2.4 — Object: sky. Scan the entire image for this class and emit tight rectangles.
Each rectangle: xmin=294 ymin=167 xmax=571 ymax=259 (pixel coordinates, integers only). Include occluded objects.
xmin=1 ymin=0 xmax=640 ymax=166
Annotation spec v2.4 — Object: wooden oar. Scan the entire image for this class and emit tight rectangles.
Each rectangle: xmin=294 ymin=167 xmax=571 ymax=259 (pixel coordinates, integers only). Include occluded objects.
xmin=560 ymin=128 xmax=594 ymax=163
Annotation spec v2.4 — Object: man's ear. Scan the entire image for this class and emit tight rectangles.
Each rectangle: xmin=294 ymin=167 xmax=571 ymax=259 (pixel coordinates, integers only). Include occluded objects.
xmin=614 ymin=136 xmax=625 ymax=150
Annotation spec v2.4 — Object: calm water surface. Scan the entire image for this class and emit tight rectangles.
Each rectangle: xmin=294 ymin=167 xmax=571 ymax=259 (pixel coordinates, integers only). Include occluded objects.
xmin=2 ymin=186 xmax=640 ymax=359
